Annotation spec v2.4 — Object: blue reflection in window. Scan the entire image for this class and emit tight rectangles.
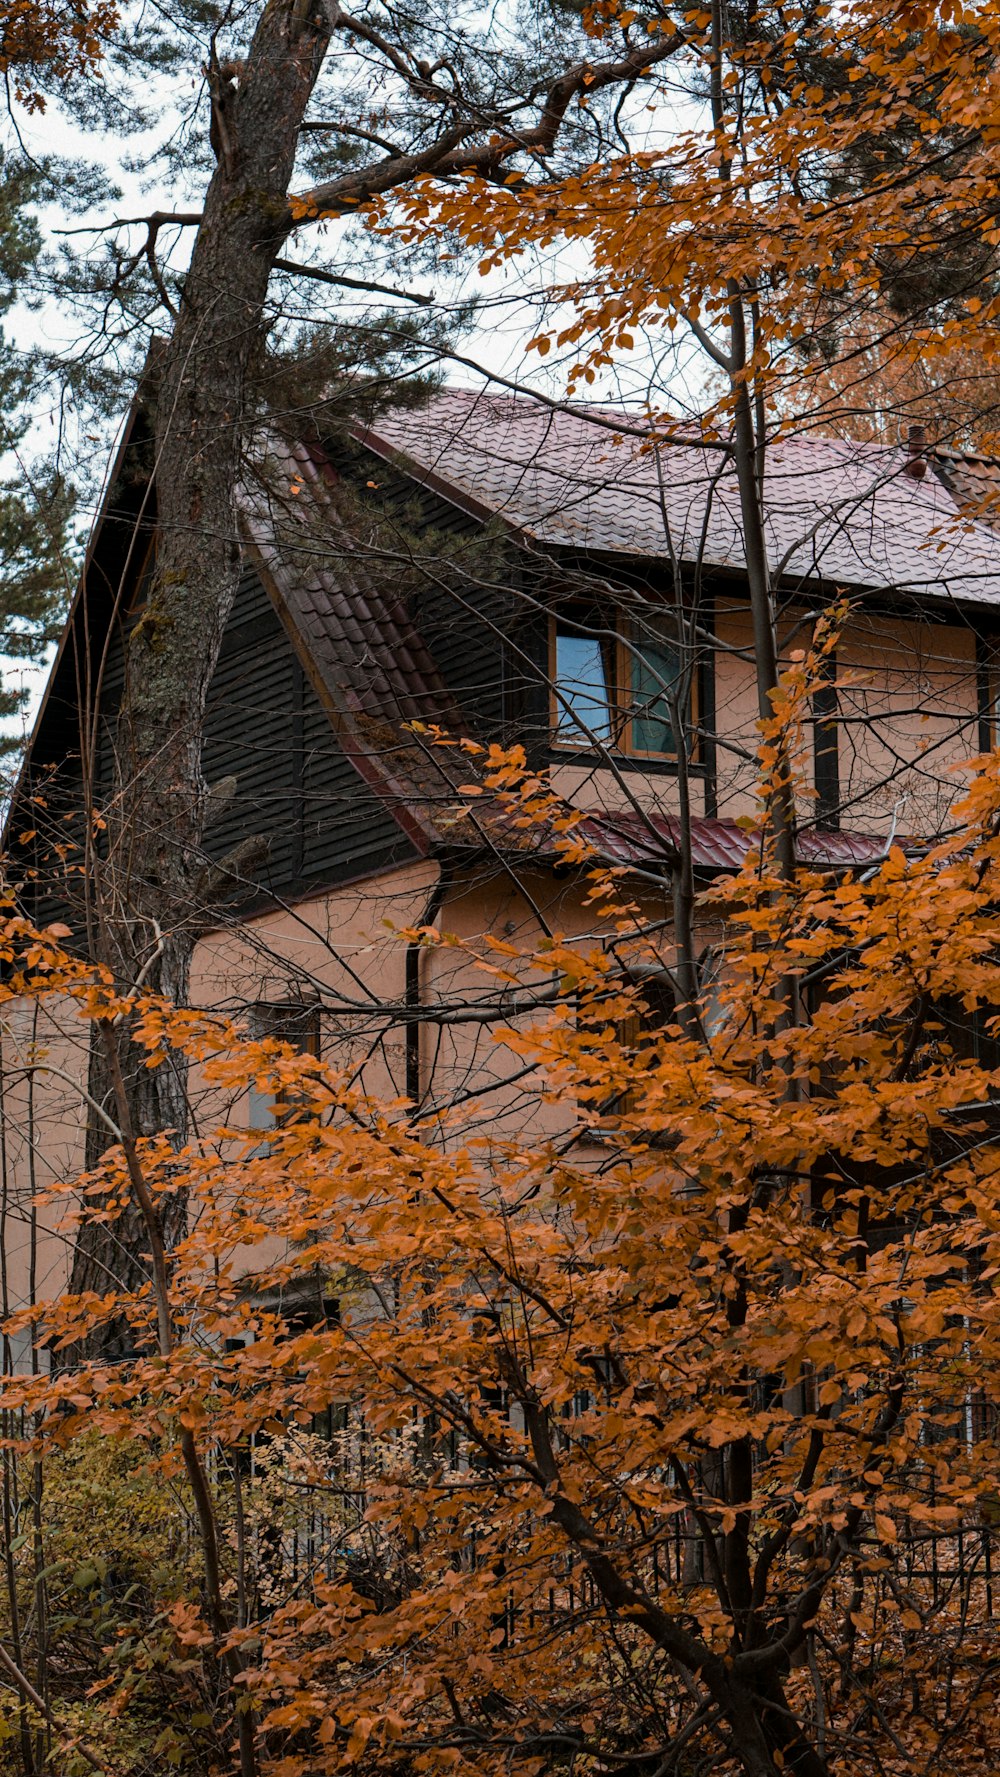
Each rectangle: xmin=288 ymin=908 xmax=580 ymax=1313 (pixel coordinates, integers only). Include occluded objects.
xmin=555 ymin=629 xmax=613 ymax=743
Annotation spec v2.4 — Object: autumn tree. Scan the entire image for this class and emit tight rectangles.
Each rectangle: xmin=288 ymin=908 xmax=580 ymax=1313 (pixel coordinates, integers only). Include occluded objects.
xmin=8 ymin=1 xmax=1000 ymax=1768
xmin=5 ymin=654 xmax=1000 ymax=1774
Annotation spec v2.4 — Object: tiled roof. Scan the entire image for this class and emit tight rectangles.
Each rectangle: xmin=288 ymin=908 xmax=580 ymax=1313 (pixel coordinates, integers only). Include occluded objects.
xmin=361 ymin=391 xmax=1000 ymax=608
xmin=930 ymin=448 xmax=1000 ymax=531
xmin=239 ymin=434 xmax=471 ymax=855
xmin=464 ymin=800 xmax=902 ymax=874
xmin=440 ymin=785 xmax=902 ymax=872
xmin=576 ymin=809 xmax=904 ymax=873
xmin=242 ymin=435 xmax=463 ymax=729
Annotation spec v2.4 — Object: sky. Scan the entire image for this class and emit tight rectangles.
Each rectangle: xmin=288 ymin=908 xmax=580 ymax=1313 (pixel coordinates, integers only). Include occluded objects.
xmin=0 ymin=42 xmax=706 ymax=755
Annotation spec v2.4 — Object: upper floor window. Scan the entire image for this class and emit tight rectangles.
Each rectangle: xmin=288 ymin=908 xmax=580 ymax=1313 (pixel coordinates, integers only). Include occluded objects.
xmin=629 ymin=620 xmax=681 ymax=756
xmin=554 ymin=624 xmax=616 ymax=746
xmin=551 ymin=604 xmax=688 ymax=758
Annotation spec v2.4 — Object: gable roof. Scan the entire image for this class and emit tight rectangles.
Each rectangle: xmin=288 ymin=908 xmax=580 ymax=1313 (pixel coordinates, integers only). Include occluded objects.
xmin=11 ymin=382 xmax=989 ymax=907
xmin=360 ymin=390 xmax=1000 ymax=608
xmin=244 ymin=433 xmax=464 ymax=732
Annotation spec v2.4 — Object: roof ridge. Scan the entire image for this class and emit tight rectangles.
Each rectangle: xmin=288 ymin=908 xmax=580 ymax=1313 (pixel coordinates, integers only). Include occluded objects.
xmin=931 ymin=444 xmax=1000 ymax=467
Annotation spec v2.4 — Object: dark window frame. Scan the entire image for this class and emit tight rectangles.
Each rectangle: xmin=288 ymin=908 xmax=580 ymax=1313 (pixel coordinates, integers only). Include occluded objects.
xmin=248 ymin=1000 xmax=321 ymax=1129
xmin=576 ymin=967 xmax=678 ymax=1122
xmin=812 ymin=646 xmax=840 ymax=831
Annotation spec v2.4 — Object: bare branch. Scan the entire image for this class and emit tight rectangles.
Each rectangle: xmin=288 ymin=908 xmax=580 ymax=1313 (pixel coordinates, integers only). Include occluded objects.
xmin=272 ymin=256 xmax=433 ymax=305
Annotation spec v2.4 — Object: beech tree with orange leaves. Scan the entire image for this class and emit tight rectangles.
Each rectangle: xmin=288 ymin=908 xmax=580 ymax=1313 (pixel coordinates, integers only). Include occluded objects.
xmin=8 ymin=0 xmax=1000 ymax=1774
xmin=5 ymin=645 xmax=1000 ymax=1776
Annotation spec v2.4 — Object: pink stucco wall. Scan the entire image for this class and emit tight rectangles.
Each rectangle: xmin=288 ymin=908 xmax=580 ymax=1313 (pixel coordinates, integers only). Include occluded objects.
xmin=0 ymin=595 xmax=985 ymax=1316
xmin=552 ymin=598 xmax=980 ymax=836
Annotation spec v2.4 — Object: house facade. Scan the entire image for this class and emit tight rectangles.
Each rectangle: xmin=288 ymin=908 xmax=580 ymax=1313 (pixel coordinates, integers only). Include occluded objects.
xmin=4 ymin=384 xmax=1000 ymax=1325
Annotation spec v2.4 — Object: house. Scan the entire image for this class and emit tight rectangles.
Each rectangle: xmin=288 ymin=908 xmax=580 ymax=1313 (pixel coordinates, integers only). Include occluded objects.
xmin=3 ymin=380 xmax=1000 ymax=1324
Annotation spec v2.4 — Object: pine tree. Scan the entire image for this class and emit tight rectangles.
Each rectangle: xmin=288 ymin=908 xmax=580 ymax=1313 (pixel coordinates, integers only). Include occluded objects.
xmin=0 ymin=151 xmax=73 ymax=757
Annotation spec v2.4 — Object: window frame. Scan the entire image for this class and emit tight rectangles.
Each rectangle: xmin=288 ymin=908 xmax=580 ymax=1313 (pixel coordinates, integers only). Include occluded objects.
xmin=549 ymin=612 xmax=620 ymax=750
xmin=247 ymin=1000 xmax=321 ymax=1132
xmin=622 ymin=614 xmax=691 ymax=762
xmin=576 ymin=966 xmax=678 ymax=1123
xmin=548 ymin=604 xmax=696 ymax=763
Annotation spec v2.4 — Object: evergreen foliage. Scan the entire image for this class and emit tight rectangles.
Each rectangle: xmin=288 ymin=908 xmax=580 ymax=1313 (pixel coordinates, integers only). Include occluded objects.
xmin=0 ymin=154 xmax=74 ymax=756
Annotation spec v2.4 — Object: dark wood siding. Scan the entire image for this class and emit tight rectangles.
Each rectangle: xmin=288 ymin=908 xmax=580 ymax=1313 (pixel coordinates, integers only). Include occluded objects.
xmin=201 ymin=581 xmax=302 ymax=891
xmin=410 ymin=579 xmax=513 ymax=743
xmin=21 ymin=563 xmax=415 ymax=938
xmin=201 ymin=565 xmax=416 ymax=898
xmin=340 ymin=446 xmax=540 ymax=746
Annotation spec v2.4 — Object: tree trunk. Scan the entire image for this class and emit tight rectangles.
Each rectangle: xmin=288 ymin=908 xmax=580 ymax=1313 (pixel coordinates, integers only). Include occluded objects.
xmin=71 ymin=0 xmax=329 ymax=1306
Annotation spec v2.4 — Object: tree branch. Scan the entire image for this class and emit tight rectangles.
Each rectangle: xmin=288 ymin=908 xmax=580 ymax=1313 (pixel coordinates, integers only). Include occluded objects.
xmin=288 ymin=29 xmax=687 ymax=228
xmin=0 ymin=1638 xmax=105 ymax=1774
xmin=272 ymin=256 xmax=433 ymax=305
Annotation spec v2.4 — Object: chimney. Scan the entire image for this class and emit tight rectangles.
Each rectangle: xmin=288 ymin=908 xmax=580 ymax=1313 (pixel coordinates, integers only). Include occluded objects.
xmin=904 ymin=422 xmax=927 ymax=480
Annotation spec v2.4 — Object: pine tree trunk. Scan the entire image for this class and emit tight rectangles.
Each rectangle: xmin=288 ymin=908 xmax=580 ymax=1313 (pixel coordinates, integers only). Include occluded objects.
xmin=71 ymin=2 xmax=329 ymax=1310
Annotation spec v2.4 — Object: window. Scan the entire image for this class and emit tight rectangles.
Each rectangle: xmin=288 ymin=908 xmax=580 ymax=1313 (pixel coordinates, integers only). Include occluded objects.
xmin=248 ymin=1001 xmax=321 ymax=1130
xmin=578 ymin=968 xmax=677 ymax=1121
xmin=553 ymin=621 xmax=616 ymax=745
xmin=808 ymin=970 xmax=1000 ymax=1258
xmin=551 ymin=605 xmax=688 ymax=759
xmin=923 ymin=995 xmax=1000 ymax=1073
xmin=612 ymin=970 xmax=677 ymax=1111
xmin=627 ymin=616 xmax=682 ymax=757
